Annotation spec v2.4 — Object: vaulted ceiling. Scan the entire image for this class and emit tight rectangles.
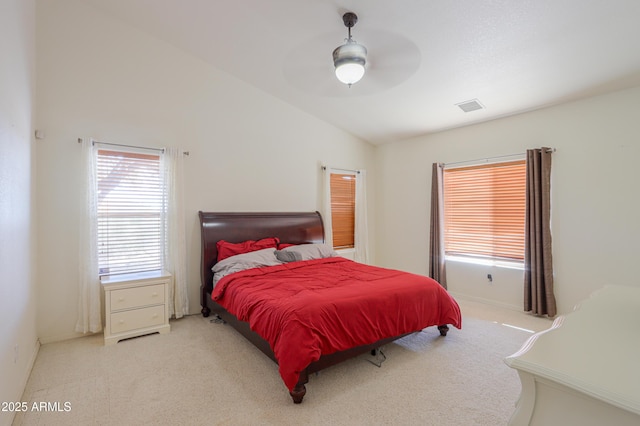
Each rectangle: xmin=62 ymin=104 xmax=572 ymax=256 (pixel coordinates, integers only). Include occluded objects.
xmin=84 ymin=0 xmax=640 ymax=144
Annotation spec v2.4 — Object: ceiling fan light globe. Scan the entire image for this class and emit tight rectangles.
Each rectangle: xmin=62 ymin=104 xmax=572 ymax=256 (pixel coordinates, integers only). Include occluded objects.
xmin=335 ymin=63 xmax=365 ymax=85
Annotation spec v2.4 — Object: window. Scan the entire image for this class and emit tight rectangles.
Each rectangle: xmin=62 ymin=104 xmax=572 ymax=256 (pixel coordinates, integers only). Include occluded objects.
xmin=443 ymin=160 xmax=526 ymax=262
xmin=329 ymin=172 xmax=356 ymax=249
xmin=96 ymin=149 xmax=164 ymax=276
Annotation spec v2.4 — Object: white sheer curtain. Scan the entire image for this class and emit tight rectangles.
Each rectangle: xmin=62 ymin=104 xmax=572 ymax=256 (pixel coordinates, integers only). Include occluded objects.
xmin=76 ymin=138 xmax=102 ymax=333
xmin=354 ymin=170 xmax=369 ymax=263
xmin=162 ymin=147 xmax=189 ymax=319
xmin=321 ymin=166 xmax=334 ymax=247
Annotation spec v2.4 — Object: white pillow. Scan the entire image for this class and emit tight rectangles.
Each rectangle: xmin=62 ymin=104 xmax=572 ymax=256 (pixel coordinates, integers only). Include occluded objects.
xmin=212 ymin=248 xmax=282 ymax=286
xmin=275 ymin=243 xmax=338 ymax=262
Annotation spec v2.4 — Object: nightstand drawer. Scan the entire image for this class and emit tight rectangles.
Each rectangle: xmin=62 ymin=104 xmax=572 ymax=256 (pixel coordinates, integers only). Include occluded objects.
xmin=110 ymin=305 xmax=165 ymax=334
xmin=110 ymin=284 xmax=165 ymax=311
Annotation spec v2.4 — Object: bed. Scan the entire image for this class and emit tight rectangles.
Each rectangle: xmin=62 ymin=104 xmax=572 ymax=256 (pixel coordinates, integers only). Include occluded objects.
xmin=199 ymin=211 xmax=462 ymax=403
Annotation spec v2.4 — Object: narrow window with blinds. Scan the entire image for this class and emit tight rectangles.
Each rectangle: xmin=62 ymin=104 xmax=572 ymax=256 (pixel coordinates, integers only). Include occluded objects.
xmin=97 ymin=149 xmax=163 ymax=276
xmin=330 ymin=173 xmax=356 ymax=249
xmin=443 ymin=160 xmax=526 ymax=262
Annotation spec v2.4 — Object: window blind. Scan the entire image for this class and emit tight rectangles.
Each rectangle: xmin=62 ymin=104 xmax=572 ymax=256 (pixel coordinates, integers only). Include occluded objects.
xmin=443 ymin=160 xmax=526 ymax=261
xmin=97 ymin=149 xmax=163 ymax=276
xmin=330 ymin=173 xmax=356 ymax=249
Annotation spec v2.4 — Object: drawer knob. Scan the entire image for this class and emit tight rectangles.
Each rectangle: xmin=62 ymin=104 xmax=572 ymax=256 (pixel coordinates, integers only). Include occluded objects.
xmin=152 ymin=293 xmax=158 ymax=297
xmin=152 ymin=314 xmax=158 ymax=318
xmin=118 ymin=298 xmax=125 ymax=302
xmin=119 ymin=320 xmax=124 ymax=324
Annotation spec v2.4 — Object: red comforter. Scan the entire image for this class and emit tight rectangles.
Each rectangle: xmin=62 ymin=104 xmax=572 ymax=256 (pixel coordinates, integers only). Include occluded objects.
xmin=211 ymin=257 xmax=462 ymax=391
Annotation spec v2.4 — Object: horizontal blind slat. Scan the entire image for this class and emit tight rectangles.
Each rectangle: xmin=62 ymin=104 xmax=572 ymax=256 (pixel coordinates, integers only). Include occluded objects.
xmin=97 ymin=149 xmax=164 ymax=276
xmin=330 ymin=173 xmax=355 ymax=249
xmin=443 ymin=160 xmax=526 ymax=260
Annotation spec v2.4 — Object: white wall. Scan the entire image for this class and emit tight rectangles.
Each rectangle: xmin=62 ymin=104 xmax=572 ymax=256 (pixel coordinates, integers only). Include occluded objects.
xmin=375 ymin=85 xmax=640 ymax=315
xmin=0 ymin=1 xmax=38 ymax=425
xmin=35 ymin=0 xmax=375 ymax=343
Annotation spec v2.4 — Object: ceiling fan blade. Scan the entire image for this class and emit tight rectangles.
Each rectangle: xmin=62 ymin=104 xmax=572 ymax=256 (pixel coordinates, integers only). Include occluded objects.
xmin=282 ymin=25 xmax=422 ymax=97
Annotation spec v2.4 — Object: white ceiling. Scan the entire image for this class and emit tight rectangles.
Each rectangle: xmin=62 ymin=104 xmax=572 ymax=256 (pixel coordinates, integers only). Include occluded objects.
xmin=83 ymin=0 xmax=640 ymax=145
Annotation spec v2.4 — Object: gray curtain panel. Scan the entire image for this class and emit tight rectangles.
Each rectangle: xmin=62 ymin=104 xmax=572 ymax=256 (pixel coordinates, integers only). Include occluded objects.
xmin=524 ymin=148 xmax=557 ymax=316
xmin=429 ymin=163 xmax=447 ymax=288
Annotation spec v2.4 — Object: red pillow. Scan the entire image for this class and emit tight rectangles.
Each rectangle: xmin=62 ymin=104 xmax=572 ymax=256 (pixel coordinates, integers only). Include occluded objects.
xmin=216 ymin=237 xmax=280 ymax=262
xmin=278 ymin=243 xmax=296 ymax=249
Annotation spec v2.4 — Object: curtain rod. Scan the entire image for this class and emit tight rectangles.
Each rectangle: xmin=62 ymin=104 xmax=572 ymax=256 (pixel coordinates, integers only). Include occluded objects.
xmin=77 ymin=138 xmax=190 ymax=156
xmin=321 ymin=166 xmax=360 ymax=174
xmin=443 ymin=148 xmax=555 ymax=168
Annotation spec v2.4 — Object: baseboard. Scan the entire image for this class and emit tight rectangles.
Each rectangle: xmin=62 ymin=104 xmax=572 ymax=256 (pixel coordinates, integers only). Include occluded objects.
xmin=448 ymin=291 xmax=522 ymax=312
xmin=6 ymin=339 xmax=40 ymax=426
xmin=21 ymin=339 xmax=40 ymax=393
xmin=38 ymin=331 xmax=101 ymax=345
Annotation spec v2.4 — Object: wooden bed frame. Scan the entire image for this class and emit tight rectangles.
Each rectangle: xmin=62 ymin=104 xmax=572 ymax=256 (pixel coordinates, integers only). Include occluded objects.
xmin=198 ymin=211 xmax=449 ymax=403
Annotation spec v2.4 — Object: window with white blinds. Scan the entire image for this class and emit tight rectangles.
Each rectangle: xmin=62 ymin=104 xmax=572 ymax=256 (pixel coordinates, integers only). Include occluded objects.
xmin=97 ymin=149 xmax=163 ymax=276
xmin=443 ymin=160 xmax=526 ymax=262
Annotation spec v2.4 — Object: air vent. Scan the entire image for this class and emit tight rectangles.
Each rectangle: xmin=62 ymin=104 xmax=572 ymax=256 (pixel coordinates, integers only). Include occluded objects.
xmin=456 ymin=99 xmax=484 ymax=113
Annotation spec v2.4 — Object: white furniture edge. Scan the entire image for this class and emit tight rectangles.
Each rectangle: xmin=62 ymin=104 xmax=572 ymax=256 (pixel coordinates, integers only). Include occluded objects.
xmin=505 ymin=285 xmax=640 ymax=419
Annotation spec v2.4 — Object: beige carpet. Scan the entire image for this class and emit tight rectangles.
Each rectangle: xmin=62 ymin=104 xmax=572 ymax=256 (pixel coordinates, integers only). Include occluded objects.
xmin=13 ymin=299 xmax=551 ymax=426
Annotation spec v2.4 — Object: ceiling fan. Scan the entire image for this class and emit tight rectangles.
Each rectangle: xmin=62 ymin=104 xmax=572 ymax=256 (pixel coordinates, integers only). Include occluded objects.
xmin=282 ymin=10 xmax=421 ymax=97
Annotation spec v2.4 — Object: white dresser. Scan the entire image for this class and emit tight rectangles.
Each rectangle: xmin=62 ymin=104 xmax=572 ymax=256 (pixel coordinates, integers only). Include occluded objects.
xmin=102 ymin=270 xmax=171 ymax=345
xmin=505 ymin=285 xmax=640 ymax=426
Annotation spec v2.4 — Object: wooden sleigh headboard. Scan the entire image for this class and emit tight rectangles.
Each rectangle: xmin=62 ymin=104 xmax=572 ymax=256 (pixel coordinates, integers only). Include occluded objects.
xmin=198 ymin=211 xmax=325 ymax=313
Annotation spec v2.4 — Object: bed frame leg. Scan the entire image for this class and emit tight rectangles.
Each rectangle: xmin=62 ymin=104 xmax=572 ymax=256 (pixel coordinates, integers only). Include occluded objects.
xmin=290 ymin=371 xmax=309 ymax=403
xmin=201 ymin=306 xmax=210 ymax=317
xmin=290 ymin=384 xmax=306 ymax=404
xmin=438 ymin=325 xmax=449 ymax=336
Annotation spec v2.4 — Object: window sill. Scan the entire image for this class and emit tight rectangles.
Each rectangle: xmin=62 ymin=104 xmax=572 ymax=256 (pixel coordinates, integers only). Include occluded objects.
xmin=335 ymin=247 xmax=355 ymax=260
xmin=446 ymin=255 xmax=524 ymax=270
xmin=100 ymin=270 xmax=170 ymax=284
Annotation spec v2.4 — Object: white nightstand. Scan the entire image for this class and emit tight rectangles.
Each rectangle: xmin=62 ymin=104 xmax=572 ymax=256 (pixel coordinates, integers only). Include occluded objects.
xmin=102 ymin=270 xmax=171 ymax=345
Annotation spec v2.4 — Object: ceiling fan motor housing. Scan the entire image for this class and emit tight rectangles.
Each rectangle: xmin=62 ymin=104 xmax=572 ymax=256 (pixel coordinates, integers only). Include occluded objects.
xmin=332 ymin=42 xmax=367 ymax=67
